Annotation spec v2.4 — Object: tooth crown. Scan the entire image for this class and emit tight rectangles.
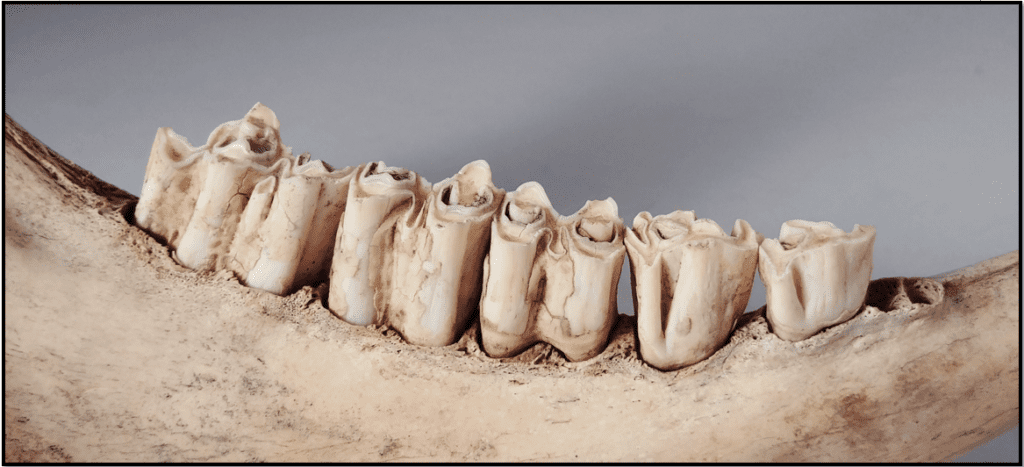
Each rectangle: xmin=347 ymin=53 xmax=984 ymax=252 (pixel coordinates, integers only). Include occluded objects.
xmin=328 ymin=161 xmax=431 ymax=327
xmin=384 ymin=160 xmax=506 ymax=346
xmin=480 ymin=182 xmax=626 ymax=362
xmin=136 ymin=103 xmax=294 ymax=272
xmin=625 ymin=210 xmax=761 ymax=371
xmin=758 ymin=220 xmax=876 ymax=342
xmin=228 ymin=156 xmax=358 ymax=296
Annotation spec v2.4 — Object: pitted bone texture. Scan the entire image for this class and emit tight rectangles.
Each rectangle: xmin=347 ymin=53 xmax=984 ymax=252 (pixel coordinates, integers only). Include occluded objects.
xmin=864 ymin=277 xmax=944 ymax=312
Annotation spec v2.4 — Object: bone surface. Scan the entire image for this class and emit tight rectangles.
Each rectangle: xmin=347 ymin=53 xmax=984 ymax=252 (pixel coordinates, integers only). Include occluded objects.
xmin=5 ymin=115 xmax=1019 ymax=462
xmin=759 ymin=220 xmax=876 ymax=341
xmin=479 ymin=182 xmax=626 ymax=362
xmin=625 ymin=210 xmax=762 ymax=371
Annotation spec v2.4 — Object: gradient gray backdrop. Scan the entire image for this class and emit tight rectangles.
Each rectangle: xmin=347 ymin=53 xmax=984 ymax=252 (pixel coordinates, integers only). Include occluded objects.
xmin=4 ymin=4 xmax=1019 ymax=462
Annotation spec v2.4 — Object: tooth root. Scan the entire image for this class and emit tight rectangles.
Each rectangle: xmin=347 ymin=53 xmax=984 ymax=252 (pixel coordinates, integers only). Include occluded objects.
xmin=229 ymin=159 xmax=358 ymax=296
xmin=328 ymin=161 xmax=429 ymax=327
xmin=386 ymin=160 xmax=506 ymax=346
xmin=625 ymin=211 xmax=761 ymax=371
xmin=480 ymin=183 xmax=626 ymax=362
xmin=759 ymin=220 xmax=876 ymax=342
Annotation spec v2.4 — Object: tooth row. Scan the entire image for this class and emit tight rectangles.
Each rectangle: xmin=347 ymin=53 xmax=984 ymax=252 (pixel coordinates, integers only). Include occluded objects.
xmin=135 ymin=104 xmax=877 ymax=369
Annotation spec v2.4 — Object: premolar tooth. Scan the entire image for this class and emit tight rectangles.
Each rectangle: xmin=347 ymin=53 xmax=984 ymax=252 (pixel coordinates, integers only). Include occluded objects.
xmin=480 ymin=183 xmax=625 ymax=362
xmin=135 ymin=127 xmax=205 ymax=247
xmin=625 ymin=211 xmax=761 ymax=371
xmin=385 ymin=160 xmax=505 ymax=346
xmin=759 ymin=220 xmax=876 ymax=341
xmin=328 ymin=161 xmax=430 ymax=326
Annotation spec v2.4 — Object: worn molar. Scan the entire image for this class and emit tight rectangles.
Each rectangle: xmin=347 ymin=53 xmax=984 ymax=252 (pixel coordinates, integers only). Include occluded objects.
xmin=759 ymin=220 xmax=876 ymax=342
xmin=625 ymin=211 xmax=761 ymax=371
xmin=228 ymin=157 xmax=358 ymax=295
xmin=479 ymin=182 xmax=626 ymax=362
xmin=135 ymin=103 xmax=294 ymax=271
xmin=385 ymin=160 xmax=506 ymax=346
xmin=328 ymin=161 xmax=431 ymax=326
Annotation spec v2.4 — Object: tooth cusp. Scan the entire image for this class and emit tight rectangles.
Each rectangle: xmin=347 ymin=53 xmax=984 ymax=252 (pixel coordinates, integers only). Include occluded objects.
xmin=759 ymin=220 xmax=876 ymax=342
xmin=625 ymin=210 xmax=760 ymax=371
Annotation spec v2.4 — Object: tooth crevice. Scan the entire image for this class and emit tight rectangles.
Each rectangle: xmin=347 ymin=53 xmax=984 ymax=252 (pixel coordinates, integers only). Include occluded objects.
xmin=625 ymin=210 xmax=761 ymax=371
xmin=759 ymin=220 xmax=876 ymax=342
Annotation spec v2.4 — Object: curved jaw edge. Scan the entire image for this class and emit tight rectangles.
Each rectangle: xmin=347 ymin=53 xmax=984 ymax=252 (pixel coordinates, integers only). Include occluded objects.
xmin=5 ymin=114 xmax=1019 ymax=462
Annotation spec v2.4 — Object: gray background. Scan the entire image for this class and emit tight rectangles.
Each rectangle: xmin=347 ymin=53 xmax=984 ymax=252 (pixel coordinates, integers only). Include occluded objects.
xmin=4 ymin=4 xmax=1019 ymax=462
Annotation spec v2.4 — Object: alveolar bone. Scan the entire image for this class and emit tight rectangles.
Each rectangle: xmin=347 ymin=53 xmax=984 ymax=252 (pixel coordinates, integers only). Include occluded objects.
xmin=479 ymin=182 xmax=626 ymax=362
xmin=758 ymin=220 xmax=876 ymax=341
xmin=328 ymin=161 xmax=431 ymax=326
xmin=227 ymin=156 xmax=357 ymax=295
xmin=384 ymin=160 xmax=506 ymax=346
xmin=134 ymin=103 xmax=293 ymax=271
xmin=625 ymin=211 xmax=761 ymax=371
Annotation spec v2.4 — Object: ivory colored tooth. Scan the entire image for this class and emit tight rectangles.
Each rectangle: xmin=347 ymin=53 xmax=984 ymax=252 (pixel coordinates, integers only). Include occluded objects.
xmin=328 ymin=161 xmax=430 ymax=326
xmin=537 ymin=197 xmax=626 ymax=362
xmin=134 ymin=127 xmax=205 ymax=248
xmin=479 ymin=182 xmax=626 ymax=362
xmin=759 ymin=220 xmax=876 ymax=342
xmin=479 ymin=182 xmax=554 ymax=357
xmin=385 ymin=160 xmax=506 ymax=346
xmin=174 ymin=104 xmax=294 ymax=271
xmin=228 ymin=157 xmax=358 ymax=295
xmin=624 ymin=211 xmax=761 ymax=371
xmin=135 ymin=103 xmax=293 ymax=270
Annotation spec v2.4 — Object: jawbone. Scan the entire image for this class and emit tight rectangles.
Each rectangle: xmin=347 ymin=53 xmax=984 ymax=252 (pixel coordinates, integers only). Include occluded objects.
xmin=5 ymin=114 xmax=1019 ymax=462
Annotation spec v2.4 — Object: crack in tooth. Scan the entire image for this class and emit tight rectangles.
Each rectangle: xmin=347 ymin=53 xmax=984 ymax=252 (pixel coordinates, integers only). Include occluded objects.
xmin=624 ymin=210 xmax=761 ymax=371
xmin=479 ymin=182 xmax=625 ymax=362
xmin=758 ymin=220 xmax=876 ymax=342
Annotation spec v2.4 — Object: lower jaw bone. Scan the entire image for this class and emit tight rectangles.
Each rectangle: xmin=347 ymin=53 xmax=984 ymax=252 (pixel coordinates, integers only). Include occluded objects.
xmin=759 ymin=220 xmax=876 ymax=341
xmin=625 ymin=211 xmax=761 ymax=371
xmin=480 ymin=182 xmax=626 ymax=362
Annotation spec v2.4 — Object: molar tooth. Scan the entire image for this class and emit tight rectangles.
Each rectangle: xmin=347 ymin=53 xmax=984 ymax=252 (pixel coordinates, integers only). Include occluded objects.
xmin=480 ymin=183 xmax=625 ymax=362
xmin=228 ymin=155 xmax=358 ymax=295
xmin=328 ymin=162 xmax=430 ymax=326
xmin=759 ymin=220 xmax=876 ymax=341
xmin=479 ymin=182 xmax=553 ymax=356
xmin=136 ymin=104 xmax=292 ymax=271
xmin=385 ymin=160 xmax=506 ymax=346
xmin=624 ymin=211 xmax=761 ymax=371
xmin=174 ymin=105 xmax=293 ymax=271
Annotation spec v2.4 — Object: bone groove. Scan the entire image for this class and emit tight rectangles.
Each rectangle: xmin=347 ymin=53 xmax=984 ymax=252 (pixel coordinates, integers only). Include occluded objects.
xmin=134 ymin=103 xmax=878 ymax=365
